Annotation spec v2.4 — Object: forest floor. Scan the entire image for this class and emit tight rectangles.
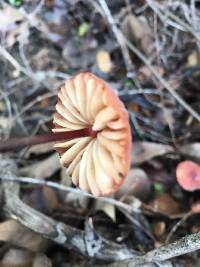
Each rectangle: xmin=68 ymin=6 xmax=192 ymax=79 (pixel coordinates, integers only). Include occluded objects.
xmin=0 ymin=0 xmax=200 ymax=266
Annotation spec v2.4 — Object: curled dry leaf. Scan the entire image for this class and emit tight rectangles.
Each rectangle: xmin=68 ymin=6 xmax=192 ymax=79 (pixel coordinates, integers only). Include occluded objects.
xmin=131 ymin=142 xmax=200 ymax=166
xmin=116 ymin=168 xmax=151 ymax=201
xmin=121 ymin=14 xmax=153 ymax=55
xmin=150 ymin=193 xmax=180 ymax=215
xmin=137 ymin=65 xmax=165 ymax=81
xmin=176 ymin=161 xmax=200 ymax=191
xmin=0 ymin=248 xmax=33 ymax=267
xmin=20 ymin=153 xmax=60 ymax=179
xmin=0 ymin=250 xmax=52 ymax=267
xmin=152 ymin=221 xmax=166 ymax=238
xmin=42 ymin=186 xmax=59 ymax=212
xmin=0 ymin=220 xmax=48 ymax=252
xmin=25 ymin=142 xmax=54 ymax=158
xmin=53 ymin=72 xmax=131 ymax=196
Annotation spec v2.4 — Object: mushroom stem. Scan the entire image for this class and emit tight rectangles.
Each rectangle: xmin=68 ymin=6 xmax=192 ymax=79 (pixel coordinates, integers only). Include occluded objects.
xmin=0 ymin=128 xmax=96 ymax=152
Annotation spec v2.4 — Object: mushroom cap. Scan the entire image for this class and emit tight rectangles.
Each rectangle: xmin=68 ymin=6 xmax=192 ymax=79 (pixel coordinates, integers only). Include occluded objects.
xmin=176 ymin=160 xmax=200 ymax=191
xmin=53 ymin=72 xmax=132 ymax=196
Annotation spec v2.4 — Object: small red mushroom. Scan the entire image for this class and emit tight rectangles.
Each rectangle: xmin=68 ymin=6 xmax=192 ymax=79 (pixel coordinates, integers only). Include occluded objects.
xmin=53 ymin=72 xmax=132 ymax=196
xmin=176 ymin=160 xmax=200 ymax=191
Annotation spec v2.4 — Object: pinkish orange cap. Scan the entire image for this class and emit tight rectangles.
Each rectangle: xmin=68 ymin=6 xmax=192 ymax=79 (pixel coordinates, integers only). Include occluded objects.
xmin=53 ymin=72 xmax=132 ymax=196
xmin=176 ymin=160 xmax=200 ymax=191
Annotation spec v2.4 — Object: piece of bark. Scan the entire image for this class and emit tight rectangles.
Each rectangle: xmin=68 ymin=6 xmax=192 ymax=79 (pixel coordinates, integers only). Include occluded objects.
xmin=97 ymin=232 xmax=200 ymax=267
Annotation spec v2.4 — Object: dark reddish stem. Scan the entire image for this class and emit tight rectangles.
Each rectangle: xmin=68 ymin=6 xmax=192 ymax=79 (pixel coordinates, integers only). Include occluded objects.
xmin=0 ymin=128 xmax=97 ymax=152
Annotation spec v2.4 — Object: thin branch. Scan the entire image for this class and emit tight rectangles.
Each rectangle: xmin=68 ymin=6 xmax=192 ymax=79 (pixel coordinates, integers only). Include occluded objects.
xmin=0 ymin=158 xmax=135 ymax=261
xmin=0 ymin=46 xmax=69 ymax=82
xmin=97 ymin=0 xmax=134 ymax=75
xmin=0 ymin=46 xmax=30 ymax=76
xmin=0 ymin=175 xmax=140 ymax=214
xmin=12 ymin=92 xmax=56 ymax=124
xmin=0 ymin=90 xmax=13 ymax=139
xmin=125 ymin=38 xmax=200 ymax=122
xmin=147 ymin=0 xmax=200 ymax=42
xmin=165 ymin=211 xmax=193 ymax=244
xmin=95 ymin=0 xmax=200 ymax=122
xmin=101 ymin=231 xmax=200 ymax=267
xmin=0 ymin=128 xmax=95 ymax=152
xmin=3 ymin=181 xmax=135 ymax=261
xmin=2 ymin=175 xmax=200 ymax=266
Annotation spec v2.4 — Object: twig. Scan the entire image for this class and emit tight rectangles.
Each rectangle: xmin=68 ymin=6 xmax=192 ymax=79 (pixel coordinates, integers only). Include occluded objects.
xmin=147 ymin=0 xmax=200 ymax=42
xmin=101 ymin=231 xmax=200 ymax=267
xmin=96 ymin=0 xmax=134 ymax=76
xmin=0 ymin=90 xmax=13 ymax=139
xmin=3 ymin=176 xmax=200 ymax=266
xmin=0 ymin=46 xmax=69 ymax=82
xmin=12 ymin=92 xmax=56 ymax=123
xmin=0 ymin=128 xmax=95 ymax=152
xmin=0 ymin=158 xmax=135 ymax=261
xmin=3 ymin=181 xmax=135 ymax=261
xmin=125 ymin=38 xmax=200 ymax=122
xmin=165 ymin=211 xmax=193 ymax=244
xmin=0 ymin=175 xmax=139 ymax=214
xmin=95 ymin=0 xmax=200 ymax=122
xmin=0 ymin=46 xmax=30 ymax=76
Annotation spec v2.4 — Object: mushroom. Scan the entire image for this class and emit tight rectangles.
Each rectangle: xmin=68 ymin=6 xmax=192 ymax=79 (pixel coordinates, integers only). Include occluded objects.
xmin=0 ymin=72 xmax=131 ymax=197
xmin=53 ymin=72 xmax=132 ymax=196
xmin=176 ymin=160 xmax=200 ymax=191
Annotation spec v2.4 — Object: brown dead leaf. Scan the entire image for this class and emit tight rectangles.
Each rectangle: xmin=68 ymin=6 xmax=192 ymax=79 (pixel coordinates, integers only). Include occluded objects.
xmin=20 ymin=153 xmax=60 ymax=179
xmin=116 ymin=168 xmax=151 ymax=201
xmin=137 ymin=65 xmax=164 ymax=81
xmin=40 ymin=98 xmax=50 ymax=108
xmin=96 ymin=50 xmax=112 ymax=73
xmin=0 ymin=248 xmax=33 ymax=267
xmin=0 ymin=250 xmax=52 ymax=267
xmin=121 ymin=14 xmax=153 ymax=55
xmin=127 ymin=102 xmax=140 ymax=113
xmin=150 ymin=193 xmax=181 ymax=215
xmin=153 ymin=221 xmax=166 ymax=238
xmin=24 ymin=142 xmax=54 ymax=158
xmin=180 ymin=143 xmax=200 ymax=160
xmin=132 ymin=142 xmax=174 ymax=165
xmin=42 ymin=186 xmax=59 ymax=212
xmin=0 ymin=220 xmax=48 ymax=252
